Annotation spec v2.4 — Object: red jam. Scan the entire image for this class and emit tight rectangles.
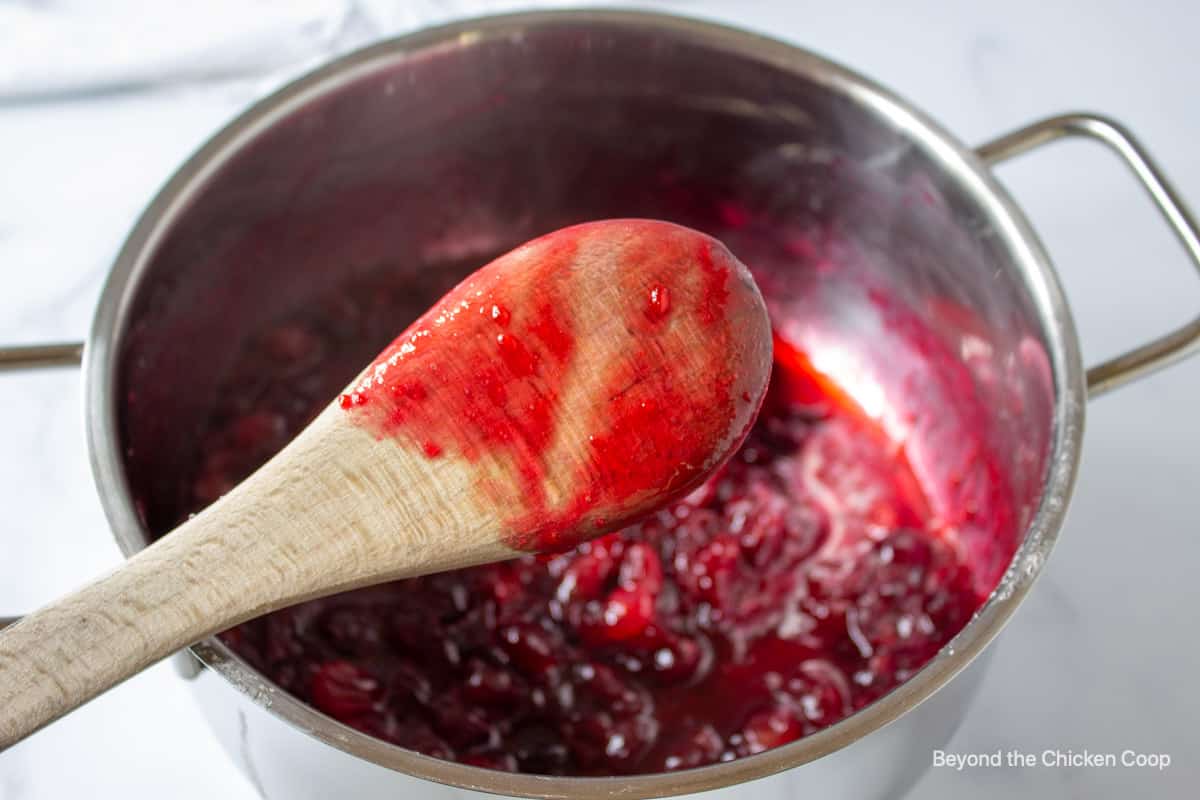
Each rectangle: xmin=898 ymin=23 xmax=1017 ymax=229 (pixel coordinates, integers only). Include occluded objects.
xmin=334 ymin=220 xmax=769 ymax=551
xmin=174 ymin=223 xmax=1001 ymax=776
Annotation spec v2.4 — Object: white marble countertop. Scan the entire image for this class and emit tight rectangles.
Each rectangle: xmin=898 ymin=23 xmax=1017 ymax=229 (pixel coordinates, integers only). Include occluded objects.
xmin=1 ymin=1 xmax=1197 ymax=798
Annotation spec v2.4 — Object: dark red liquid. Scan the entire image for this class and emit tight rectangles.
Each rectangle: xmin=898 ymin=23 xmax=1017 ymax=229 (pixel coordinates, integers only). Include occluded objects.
xmin=173 ymin=235 xmax=995 ymax=777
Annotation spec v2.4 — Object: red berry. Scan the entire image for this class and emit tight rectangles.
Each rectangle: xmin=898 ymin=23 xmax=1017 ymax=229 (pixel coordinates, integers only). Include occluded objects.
xmin=310 ymin=660 xmax=380 ymax=719
xmin=499 ymin=624 xmax=559 ymax=675
xmin=660 ymin=723 xmax=724 ymax=770
xmin=618 ymin=543 xmax=663 ymax=594
xmin=176 ymin=274 xmax=990 ymax=776
xmin=464 ymin=658 xmax=527 ymax=707
xmin=740 ymin=705 xmax=804 ymax=755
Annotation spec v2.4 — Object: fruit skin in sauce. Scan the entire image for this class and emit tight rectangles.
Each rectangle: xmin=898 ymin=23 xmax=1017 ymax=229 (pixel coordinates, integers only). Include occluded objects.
xmin=168 ymin=198 xmax=1015 ymax=776
xmin=187 ymin=299 xmax=985 ymax=774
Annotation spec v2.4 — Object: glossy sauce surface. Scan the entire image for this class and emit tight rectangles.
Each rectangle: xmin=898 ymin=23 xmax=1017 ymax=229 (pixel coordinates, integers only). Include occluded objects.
xmin=170 ymin=219 xmax=1011 ymax=776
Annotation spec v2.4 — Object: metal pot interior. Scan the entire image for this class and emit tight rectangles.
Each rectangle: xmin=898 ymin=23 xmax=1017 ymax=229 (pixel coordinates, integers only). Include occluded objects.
xmin=94 ymin=11 xmax=1079 ymax=796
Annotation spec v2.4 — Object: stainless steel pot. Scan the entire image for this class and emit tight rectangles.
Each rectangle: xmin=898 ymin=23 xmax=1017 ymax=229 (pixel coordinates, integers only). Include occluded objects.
xmin=3 ymin=10 xmax=1199 ymax=800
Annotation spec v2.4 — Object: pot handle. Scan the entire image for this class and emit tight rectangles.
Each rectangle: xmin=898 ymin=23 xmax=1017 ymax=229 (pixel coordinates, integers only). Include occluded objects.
xmin=0 ymin=340 xmax=85 ymax=629
xmin=0 ymin=341 xmax=85 ymax=372
xmin=976 ymin=112 xmax=1200 ymax=397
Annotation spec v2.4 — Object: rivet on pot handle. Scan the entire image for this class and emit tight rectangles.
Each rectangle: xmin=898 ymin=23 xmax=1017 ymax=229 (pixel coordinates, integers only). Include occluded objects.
xmin=0 ymin=340 xmax=84 ymax=629
xmin=977 ymin=113 xmax=1200 ymax=397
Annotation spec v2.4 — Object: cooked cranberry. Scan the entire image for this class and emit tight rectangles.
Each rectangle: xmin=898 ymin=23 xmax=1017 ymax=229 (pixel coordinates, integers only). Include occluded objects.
xmin=386 ymin=659 xmax=434 ymax=710
xmin=172 ymin=246 xmax=1000 ymax=776
xmin=310 ymin=660 xmax=381 ymax=718
xmin=510 ymin=725 xmax=571 ymax=774
xmin=564 ymin=710 xmax=659 ymax=772
xmin=786 ymin=659 xmax=852 ymax=730
xmin=464 ymin=658 xmax=527 ymax=707
xmin=570 ymin=662 xmax=648 ymax=716
xmin=647 ymin=632 xmax=709 ymax=685
xmin=482 ymin=563 xmax=527 ymax=607
xmin=554 ymin=535 xmax=621 ymax=604
xmin=433 ymin=689 xmax=499 ymax=747
xmin=739 ymin=704 xmax=804 ymax=755
xmin=659 ymin=723 xmax=724 ymax=770
xmin=499 ymin=623 xmax=560 ymax=676
xmin=618 ymin=543 xmax=663 ymax=594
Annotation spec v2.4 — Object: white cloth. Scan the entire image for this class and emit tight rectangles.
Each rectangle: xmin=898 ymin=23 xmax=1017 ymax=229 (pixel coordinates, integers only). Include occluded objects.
xmin=0 ymin=0 xmax=626 ymax=100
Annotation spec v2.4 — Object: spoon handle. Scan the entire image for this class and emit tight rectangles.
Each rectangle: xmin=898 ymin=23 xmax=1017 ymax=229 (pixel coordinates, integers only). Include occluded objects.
xmin=0 ymin=407 xmax=509 ymax=748
xmin=0 ymin=514 xmax=275 ymax=747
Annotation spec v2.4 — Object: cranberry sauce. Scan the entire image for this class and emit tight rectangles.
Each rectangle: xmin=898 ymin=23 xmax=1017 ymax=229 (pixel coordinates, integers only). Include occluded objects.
xmin=336 ymin=221 xmax=770 ymax=552
xmin=170 ymin=243 xmax=992 ymax=777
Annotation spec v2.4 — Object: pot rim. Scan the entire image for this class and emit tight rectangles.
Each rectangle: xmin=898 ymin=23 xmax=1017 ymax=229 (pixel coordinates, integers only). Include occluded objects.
xmin=84 ymin=9 xmax=1085 ymax=799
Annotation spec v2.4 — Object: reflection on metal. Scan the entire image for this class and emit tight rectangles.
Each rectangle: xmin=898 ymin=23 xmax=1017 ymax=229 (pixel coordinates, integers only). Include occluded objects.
xmin=978 ymin=113 xmax=1200 ymax=397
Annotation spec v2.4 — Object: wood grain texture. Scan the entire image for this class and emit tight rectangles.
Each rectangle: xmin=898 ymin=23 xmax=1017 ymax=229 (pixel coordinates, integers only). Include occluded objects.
xmin=0 ymin=407 xmax=514 ymax=747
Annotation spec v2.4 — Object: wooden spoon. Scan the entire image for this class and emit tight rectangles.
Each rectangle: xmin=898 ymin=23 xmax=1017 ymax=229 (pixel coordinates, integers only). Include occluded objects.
xmin=0 ymin=219 xmax=772 ymax=748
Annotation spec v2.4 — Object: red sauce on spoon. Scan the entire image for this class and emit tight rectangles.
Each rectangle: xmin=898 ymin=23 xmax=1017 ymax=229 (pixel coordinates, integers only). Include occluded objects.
xmin=336 ymin=220 xmax=770 ymax=551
